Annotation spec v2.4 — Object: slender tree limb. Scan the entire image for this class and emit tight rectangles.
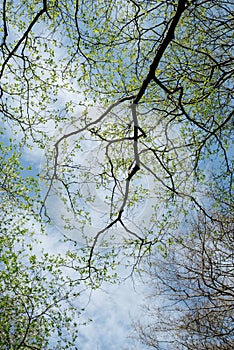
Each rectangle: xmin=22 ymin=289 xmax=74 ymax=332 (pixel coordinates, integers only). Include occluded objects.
xmin=134 ymin=0 xmax=187 ymax=104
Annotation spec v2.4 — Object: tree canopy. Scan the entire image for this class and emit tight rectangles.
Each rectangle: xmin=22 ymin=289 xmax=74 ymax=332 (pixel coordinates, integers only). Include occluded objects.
xmin=131 ymin=205 xmax=234 ymax=349
xmin=0 ymin=0 xmax=233 ymax=348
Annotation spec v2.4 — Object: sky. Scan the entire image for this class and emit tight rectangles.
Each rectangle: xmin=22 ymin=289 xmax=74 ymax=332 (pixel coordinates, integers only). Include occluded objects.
xmin=0 ymin=44 xmax=151 ymax=349
xmin=5 ymin=73 xmax=193 ymax=350
xmin=77 ymin=276 xmax=145 ymax=350
xmin=32 ymin=212 xmax=149 ymax=350
xmin=18 ymin=125 xmax=150 ymax=350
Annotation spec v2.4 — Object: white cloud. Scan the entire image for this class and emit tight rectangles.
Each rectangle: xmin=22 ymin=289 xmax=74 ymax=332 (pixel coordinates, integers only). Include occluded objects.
xmin=77 ymin=274 xmax=147 ymax=350
xmin=31 ymin=220 xmax=149 ymax=350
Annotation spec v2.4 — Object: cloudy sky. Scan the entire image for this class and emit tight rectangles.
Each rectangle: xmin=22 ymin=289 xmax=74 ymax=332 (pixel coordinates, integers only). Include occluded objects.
xmin=77 ymin=276 xmax=145 ymax=350
xmin=2 ymin=22 xmax=152 ymax=348
xmin=36 ymin=220 xmax=148 ymax=350
xmin=19 ymin=133 xmax=149 ymax=350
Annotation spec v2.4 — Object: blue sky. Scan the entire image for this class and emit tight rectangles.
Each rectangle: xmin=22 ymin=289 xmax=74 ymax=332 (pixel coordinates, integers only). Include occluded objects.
xmin=36 ymin=220 xmax=148 ymax=350
xmin=19 ymin=134 xmax=148 ymax=349
xmin=77 ymin=278 xmax=145 ymax=350
xmin=0 ymin=62 xmax=151 ymax=348
xmin=1 ymin=115 xmax=150 ymax=349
